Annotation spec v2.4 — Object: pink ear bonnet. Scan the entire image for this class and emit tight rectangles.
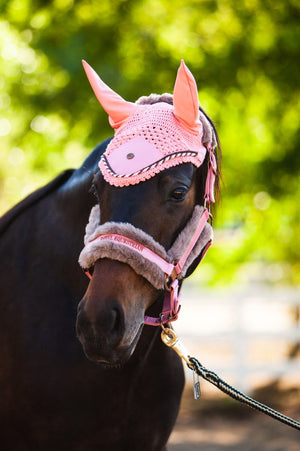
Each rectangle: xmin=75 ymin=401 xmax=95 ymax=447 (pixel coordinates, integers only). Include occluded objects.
xmin=83 ymin=60 xmax=217 ymax=197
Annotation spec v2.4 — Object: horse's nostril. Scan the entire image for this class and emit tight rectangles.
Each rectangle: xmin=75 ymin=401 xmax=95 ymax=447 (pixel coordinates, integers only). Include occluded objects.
xmin=105 ymin=306 xmax=125 ymax=346
xmin=77 ymin=300 xmax=125 ymax=351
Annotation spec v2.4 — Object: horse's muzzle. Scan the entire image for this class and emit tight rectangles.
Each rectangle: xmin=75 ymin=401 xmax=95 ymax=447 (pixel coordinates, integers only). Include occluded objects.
xmin=76 ymin=259 xmax=153 ymax=366
xmin=76 ymin=300 xmax=142 ymax=366
xmin=76 ymin=299 xmax=123 ymax=362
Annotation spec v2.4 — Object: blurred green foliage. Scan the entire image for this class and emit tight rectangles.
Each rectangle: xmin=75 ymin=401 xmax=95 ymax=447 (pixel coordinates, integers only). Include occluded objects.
xmin=0 ymin=0 xmax=299 ymax=285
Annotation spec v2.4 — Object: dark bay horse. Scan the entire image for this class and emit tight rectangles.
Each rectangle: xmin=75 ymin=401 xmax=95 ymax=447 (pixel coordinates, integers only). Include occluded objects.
xmin=0 ymin=62 xmax=220 ymax=450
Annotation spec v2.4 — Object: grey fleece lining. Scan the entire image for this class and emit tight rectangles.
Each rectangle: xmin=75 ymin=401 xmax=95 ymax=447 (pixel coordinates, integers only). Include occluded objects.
xmin=79 ymin=204 xmax=213 ymax=289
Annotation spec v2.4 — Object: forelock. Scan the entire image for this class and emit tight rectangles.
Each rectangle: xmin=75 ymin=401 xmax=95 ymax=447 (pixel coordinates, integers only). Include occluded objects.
xmin=135 ymin=93 xmax=173 ymax=106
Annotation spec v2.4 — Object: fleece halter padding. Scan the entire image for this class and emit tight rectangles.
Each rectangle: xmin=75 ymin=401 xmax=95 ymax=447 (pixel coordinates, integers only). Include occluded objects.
xmin=79 ymin=204 xmax=213 ymax=290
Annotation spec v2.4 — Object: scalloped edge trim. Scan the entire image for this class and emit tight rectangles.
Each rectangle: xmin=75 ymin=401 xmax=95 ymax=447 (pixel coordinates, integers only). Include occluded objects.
xmin=99 ymin=153 xmax=202 ymax=187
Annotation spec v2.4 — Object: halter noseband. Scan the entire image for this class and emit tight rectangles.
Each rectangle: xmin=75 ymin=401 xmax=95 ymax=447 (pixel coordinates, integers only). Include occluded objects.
xmin=79 ymin=205 xmax=212 ymax=326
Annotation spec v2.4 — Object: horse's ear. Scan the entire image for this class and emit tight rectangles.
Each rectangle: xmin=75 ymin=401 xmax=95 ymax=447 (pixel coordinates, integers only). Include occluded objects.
xmin=82 ymin=60 xmax=136 ymax=129
xmin=173 ymin=60 xmax=202 ymax=135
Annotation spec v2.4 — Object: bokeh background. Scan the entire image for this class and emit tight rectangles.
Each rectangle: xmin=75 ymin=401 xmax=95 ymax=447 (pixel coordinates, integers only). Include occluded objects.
xmin=1 ymin=1 xmax=299 ymax=448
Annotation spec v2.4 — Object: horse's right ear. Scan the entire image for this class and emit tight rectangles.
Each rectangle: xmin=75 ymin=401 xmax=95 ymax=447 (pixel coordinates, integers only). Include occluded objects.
xmin=82 ymin=60 xmax=136 ymax=129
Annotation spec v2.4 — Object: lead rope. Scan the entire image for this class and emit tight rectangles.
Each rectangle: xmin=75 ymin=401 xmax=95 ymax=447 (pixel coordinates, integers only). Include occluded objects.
xmin=161 ymin=327 xmax=300 ymax=432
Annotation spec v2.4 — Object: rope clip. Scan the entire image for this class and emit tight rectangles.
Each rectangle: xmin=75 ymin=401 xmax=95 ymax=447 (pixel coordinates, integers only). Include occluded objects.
xmin=160 ymin=327 xmax=191 ymax=365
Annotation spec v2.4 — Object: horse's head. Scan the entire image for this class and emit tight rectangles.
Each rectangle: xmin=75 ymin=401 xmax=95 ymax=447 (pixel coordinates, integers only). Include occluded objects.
xmin=76 ymin=61 xmax=220 ymax=366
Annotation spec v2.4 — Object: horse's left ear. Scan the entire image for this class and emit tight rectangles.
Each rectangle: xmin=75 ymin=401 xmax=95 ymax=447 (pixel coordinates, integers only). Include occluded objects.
xmin=173 ymin=60 xmax=202 ymax=135
xmin=82 ymin=60 xmax=136 ymax=129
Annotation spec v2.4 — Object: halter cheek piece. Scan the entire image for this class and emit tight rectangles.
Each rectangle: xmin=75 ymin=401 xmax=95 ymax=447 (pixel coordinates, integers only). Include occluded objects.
xmin=79 ymin=205 xmax=213 ymax=325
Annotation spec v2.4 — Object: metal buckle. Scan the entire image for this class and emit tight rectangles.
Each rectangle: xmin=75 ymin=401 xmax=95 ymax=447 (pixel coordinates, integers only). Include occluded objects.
xmin=164 ymin=263 xmax=181 ymax=292
xmin=160 ymin=315 xmax=169 ymax=332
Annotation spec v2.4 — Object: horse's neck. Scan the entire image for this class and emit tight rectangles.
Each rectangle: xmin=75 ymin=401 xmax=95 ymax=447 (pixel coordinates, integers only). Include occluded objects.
xmin=54 ymin=139 xmax=111 ymax=241
xmin=0 ymin=144 xmax=105 ymax=296
xmin=56 ymin=169 xmax=95 ymax=233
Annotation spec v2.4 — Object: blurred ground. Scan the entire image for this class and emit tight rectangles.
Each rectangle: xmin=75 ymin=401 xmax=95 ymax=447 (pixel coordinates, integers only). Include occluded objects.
xmin=168 ymin=380 xmax=300 ymax=450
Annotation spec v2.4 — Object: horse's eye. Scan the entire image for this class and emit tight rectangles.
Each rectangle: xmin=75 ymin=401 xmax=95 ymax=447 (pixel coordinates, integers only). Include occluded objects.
xmin=171 ymin=187 xmax=188 ymax=201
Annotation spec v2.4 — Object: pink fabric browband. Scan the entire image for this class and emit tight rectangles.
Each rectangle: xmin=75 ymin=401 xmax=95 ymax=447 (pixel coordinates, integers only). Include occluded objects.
xmin=79 ymin=205 xmax=213 ymax=325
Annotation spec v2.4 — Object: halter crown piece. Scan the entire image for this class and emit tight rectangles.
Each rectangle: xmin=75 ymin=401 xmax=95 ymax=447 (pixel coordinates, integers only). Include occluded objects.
xmin=79 ymin=60 xmax=217 ymax=325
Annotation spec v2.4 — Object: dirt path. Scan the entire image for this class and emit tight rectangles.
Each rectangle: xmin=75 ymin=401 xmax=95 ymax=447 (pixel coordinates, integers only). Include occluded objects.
xmin=168 ymin=382 xmax=300 ymax=450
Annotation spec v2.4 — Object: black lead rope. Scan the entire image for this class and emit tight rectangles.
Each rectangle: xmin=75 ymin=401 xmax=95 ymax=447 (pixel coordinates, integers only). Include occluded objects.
xmin=160 ymin=327 xmax=300 ymax=432
xmin=188 ymin=356 xmax=300 ymax=432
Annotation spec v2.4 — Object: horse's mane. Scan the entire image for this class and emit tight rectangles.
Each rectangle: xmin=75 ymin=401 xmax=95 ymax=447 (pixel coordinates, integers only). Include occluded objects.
xmin=136 ymin=93 xmax=222 ymax=201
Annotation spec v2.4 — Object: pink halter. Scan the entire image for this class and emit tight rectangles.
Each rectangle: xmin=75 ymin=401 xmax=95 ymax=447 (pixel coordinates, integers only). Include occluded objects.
xmin=80 ymin=59 xmax=218 ymax=325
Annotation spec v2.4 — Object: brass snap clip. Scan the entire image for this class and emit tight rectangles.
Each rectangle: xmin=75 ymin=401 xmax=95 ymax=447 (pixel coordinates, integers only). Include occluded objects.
xmin=160 ymin=327 xmax=190 ymax=365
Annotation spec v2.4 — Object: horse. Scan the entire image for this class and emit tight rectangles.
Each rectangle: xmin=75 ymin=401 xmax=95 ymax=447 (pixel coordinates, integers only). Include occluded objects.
xmin=0 ymin=61 xmax=221 ymax=450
